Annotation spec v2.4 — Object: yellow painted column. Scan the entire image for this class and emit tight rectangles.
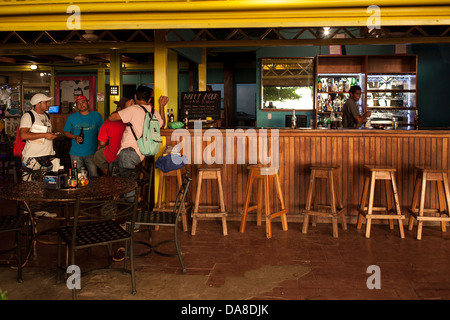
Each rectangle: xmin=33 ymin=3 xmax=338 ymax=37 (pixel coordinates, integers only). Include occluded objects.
xmin=198 ymin=47 xmax=207 ymax=91
xmin=50 ymin=67 xmax=55 ymax=98
xmin=97 ymin=67 xmax=106 ymax=118
xmin=154 ymin=29 xmax=169 ymax=205
xmin=109 ymin=50 xmax=122 ymax=113
xmin=168 ymin=49 xmax=179 ymax=121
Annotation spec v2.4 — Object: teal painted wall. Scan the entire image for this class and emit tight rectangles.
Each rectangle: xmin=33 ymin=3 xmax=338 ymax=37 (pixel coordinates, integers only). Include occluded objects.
xmin=410 ymin=44 xmax=450 ymax=128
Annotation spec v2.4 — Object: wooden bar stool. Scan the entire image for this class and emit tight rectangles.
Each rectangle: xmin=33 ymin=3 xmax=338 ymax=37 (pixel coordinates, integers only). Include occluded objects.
xmin=357 ymin=165 xmax=405 ymax=238
xmin=302 ymin=166 xmax=347 ymax=238
xmin=156 ymin=168 xmax=190 ymax=232
xmin=191 ymin=167 xmax=227 ymax=236
xmin=408 ymin=167 xmax=450 ymax=240
xmin=240 ymin=165 xmax=288 ymax=239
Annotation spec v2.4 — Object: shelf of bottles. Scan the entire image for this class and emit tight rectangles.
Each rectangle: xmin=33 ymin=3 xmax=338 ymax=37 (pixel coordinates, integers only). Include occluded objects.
xmin=316 ymin=73 xmax=365 ymax=128
xmin=366 ymin=74 xmax=417 ymax=126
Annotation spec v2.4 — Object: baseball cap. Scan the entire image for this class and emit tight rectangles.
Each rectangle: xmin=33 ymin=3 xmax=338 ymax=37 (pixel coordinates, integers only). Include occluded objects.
xmin=75 ymin=95 xmax=88 ymax=103
xmin=113 ymin=97 xmax=131 ymax=110
xmin=30 ymin=93 xmax=53 ymax=106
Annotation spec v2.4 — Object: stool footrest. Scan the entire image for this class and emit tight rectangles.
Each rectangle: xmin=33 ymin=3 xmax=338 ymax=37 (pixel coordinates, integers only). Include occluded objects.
xmin=416 ymin=216 xmax=450 ymax=222
xmin=304 ymin=208 xmax=346 ymax=217
xmin=409 ymin=208 xmax=446 ymax=214
xmin=192 ymin=212 xmax=227 ymax=218
xmin=269 ymin=209 xmax=287 ymax=219
xmin=364 ymin=214 xmax=405 ymax=220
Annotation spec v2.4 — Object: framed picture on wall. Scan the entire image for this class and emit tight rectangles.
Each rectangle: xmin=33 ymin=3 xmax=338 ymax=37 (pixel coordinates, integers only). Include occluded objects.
xmin=55 ymin=76 xmax=96 ymax=113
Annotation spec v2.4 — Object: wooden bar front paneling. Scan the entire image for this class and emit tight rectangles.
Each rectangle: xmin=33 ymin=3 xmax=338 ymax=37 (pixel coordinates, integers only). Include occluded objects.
xmin=161 ymin=128 xmax=450 ymax=224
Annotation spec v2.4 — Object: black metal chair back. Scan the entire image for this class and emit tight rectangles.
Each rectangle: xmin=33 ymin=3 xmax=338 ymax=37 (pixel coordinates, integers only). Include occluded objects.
xmin=57 ymin=186 xmax=140 ymax=300
xmin=130 ymin=172 xmax=191 ymax=273
xmin=0 ymin=212 xmax=30 ymax=282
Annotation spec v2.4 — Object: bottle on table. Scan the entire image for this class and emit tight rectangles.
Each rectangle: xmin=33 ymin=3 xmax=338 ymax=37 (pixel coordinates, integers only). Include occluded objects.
xmin=169 ymin=109 xmax=174 ymax=123
xmin=71 ymin=160 xmax=78 ymax=188
xmin=79 ymin=127 xmax=84 ymax=144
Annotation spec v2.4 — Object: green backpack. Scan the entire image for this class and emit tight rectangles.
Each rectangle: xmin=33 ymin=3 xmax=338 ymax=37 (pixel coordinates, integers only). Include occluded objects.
xmin=127 ymin=105 xmax=162 ymax=156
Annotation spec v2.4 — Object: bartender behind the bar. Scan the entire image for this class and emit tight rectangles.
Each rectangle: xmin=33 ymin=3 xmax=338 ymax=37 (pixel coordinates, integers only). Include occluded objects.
xmin=342 ymin=85 xmax=371 ymax=128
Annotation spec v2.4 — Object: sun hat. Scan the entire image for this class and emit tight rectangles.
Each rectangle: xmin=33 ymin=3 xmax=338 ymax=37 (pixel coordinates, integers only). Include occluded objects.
xmin=30 ymin=93 xmax=53 ymax=106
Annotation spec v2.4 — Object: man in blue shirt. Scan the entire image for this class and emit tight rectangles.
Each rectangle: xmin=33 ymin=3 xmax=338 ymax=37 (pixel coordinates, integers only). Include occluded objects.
xmin=63 ymin=95 xmax=103 ymax=176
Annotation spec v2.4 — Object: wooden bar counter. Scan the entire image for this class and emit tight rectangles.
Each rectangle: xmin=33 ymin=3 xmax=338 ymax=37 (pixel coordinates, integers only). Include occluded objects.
xmin=161 ymin=128 xmax=450 ymax=224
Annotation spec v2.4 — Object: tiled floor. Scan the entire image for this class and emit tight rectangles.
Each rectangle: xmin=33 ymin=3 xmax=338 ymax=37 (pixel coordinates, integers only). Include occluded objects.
xmin=1 ymin=193 xmax=450 ymax=301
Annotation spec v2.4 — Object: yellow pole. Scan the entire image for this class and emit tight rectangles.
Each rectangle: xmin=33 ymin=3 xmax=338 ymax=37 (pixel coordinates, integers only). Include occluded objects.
xmin=109 ymin=50 xmax=122 ymax=114
xmin=168 ymin=49 xmax=178 ymax=121
xmin=198 ymin=48 xmax=207 ymax=91
xmin=97 ymin=67 xmax=106 ymax=118
xmin=154 ymin=29 xmax=169 ymax=205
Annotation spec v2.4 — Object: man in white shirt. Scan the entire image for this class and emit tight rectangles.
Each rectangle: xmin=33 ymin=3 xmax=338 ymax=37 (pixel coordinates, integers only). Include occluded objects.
xmin=108 ymin=85 xmax=167 ymax=177
xmin=19 ymin=93 xmax=57 ymax=180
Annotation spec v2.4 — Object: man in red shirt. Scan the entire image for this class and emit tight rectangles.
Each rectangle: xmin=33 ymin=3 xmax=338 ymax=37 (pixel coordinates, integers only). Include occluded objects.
xmin=93 ymin=97 xmax=134 ymax=175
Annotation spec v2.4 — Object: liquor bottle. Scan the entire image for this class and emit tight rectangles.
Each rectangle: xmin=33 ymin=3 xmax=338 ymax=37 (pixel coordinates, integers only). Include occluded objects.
xmin=79 ymin=127 xmax=84 ymax=144
xmin=68 ymin=168 xmax=73 ymax=188
xmin=414 ymin=110 xmax=419 ymax=130
xmin=169 ymin=109 xmax=174 ymax=123
xmin=318 ymin=78 xmax=322 ymax=92
xmin=332 ymin=81 xmax=338 ymax=93
xmin=344 ymin=80 xmax=350 ymax=92
xmin=183 ymin=110 xmax=189 ymax=127
xmin=317 ymin=96 xmax=322 ymax=112
xmin=291 ymin=109 xmax=297 ymax=129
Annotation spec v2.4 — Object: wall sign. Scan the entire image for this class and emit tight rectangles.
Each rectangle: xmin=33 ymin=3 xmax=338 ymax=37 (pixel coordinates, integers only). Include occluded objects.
xmin=180 ymin=91 xmax=221 ymax=119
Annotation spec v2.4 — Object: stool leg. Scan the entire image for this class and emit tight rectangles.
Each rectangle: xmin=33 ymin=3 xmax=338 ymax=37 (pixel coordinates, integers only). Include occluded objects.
xmin=357 ymin=176 xmax=370 ymax=230
xmin=329 ymin=170 xmax=338 ymax=238
xmin=390 ymin=172 xmax=405 ymax=239
xmin=240 ymin=170 xmax=254 ymax=233
xmin=333 ymin=171 xmax=347 ymax=230
xmin=274 ymin=172 xmax=288 ymax=231
xmin=365 ymin=172 xmax=376 ymax=238
xmin=408 ymin=172 xmax=422 ymax=230
xmin=191 ymin=171 xmax=203 ymax=236
xmin=385 ymin=180 xmax=394 ymax=230
xmin=416 ymin=171 xmax=427 ymax=240
xmin=442 ymin=172 xmax=450 ymax=231
xmin=302 ymin=169 xmax=316 ymax=234
xmin=264 ymin=175 xmax=272 ymax=239
xmin=157 ymin=170 xmax=164 ymax=209
xmin=216 ymin=172 xmax=227 ymax=236
xmin=437 ymin=179 xmax=447 ymax=232
xmin=257 ymin=179 xmax=263 ymax=226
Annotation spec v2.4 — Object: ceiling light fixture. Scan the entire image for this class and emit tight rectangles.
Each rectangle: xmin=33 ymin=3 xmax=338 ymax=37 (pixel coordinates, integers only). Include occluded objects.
xmin=323 ymin=27 xmax=330 ymax=36
xmin=81 ymin=30 xmax=98 ymax=43
xmin=30 ymin=64 xmax=38 ymax=70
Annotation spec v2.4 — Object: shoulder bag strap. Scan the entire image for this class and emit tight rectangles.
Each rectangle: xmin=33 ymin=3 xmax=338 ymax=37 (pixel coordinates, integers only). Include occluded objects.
xmin=126 ymin=105 xmax=152 ymax=141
